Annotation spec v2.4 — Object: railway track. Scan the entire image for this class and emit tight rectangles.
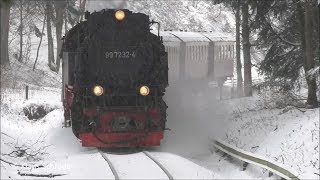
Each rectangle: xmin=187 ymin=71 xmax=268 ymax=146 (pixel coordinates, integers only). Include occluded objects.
xmin=97 ymin=141 xmax=298 ymax=180
xmin=142 ymin=151 xmax=174 ymax=180
xmin=98 ymin=150 xmax=174 ymax=180
xmin=99 ymin=151 xmax=120 ymax=180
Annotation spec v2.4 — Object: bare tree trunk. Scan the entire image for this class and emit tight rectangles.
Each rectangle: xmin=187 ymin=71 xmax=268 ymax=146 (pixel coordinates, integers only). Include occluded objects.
xmin=79 ymin=0 xmax=87 ymax=21
xmin=18 ymin=0 xmax=23 ymax=62
xmin=236 ymin=0 xmax=243 ymax=97
xmin=64 ymin=9 xmax=68 ymax=33
xmin=46 ymin=0 xmax=55 ymax=71
xmin=241 ymin=1 xmax=252 ymax=97
xmin=33 ymin=14 xmax=46 ymax=71
xmin=0 ymin=2 xmax=10 ymax=66
xmin=53 ymin=1 xmax=66 ymax=73
xmin=304 ymin=0 xmax=318 ymax=108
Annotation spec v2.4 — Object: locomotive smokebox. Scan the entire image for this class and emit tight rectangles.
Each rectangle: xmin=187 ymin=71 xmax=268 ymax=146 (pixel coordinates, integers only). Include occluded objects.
xmin=61 ymin=8 xmax=168 ymax=147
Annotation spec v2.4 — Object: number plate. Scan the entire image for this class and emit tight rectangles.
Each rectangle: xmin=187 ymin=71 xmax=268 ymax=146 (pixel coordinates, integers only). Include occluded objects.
xmin=105 ymin=51 xmax=136 ymax=59
xmin=104 ymin=46 xmax=138 ymax=61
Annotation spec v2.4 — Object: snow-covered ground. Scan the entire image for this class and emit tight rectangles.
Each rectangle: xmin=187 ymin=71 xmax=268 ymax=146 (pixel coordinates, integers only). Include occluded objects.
xmin=163 ymin=86 xmax=319 ymax=179
xmin=1 ymin=81 xmax=318 ymax=179
xmin=0 ymin=87 xmax=219 ymax=179
xmin=1 ymin=1 xmax=319 ymax=179
xmin=222 ymin=96 xmax=319 ymax=179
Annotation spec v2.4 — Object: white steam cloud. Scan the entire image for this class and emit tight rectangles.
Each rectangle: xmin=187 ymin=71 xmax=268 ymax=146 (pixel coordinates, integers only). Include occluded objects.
xmin=86 ymin=0 xmax=127 ymax=12
xmin=159 ymin=80 xmax=231 ymax=157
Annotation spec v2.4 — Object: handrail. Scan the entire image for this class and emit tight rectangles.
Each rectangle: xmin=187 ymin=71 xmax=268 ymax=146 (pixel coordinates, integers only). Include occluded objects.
xmin=213 ymin=140 xmax=299 ymax=180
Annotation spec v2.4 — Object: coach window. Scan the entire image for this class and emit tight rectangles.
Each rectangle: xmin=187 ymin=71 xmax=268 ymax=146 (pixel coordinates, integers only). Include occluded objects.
xmin=187 ymin=46 xmax=189 ymax=62
xmin=188 ymin=46 xmax=191 ymax=62
xmin=231 ymin=45 xmax=234 ymax=59
xmin=202 ymin=46 xmax=205 ymax=63
xmin=223 ymin=45 xmax=225 ymax=60
xmin=217 ymin=45 xmax=221 ymax=61
xmin=187 ymin=46 xmax=190 ymax=64
xmin=194 ymin=46 xmax=196 ymax=61
xmin=198 ymin=46 xmax=200 ymax=63
xmin=214 ymin=46 xmax=217 ymax=61
xmin=203 ymin=45 xmax=206 ymax=62
xmin=220 ymin=45 xmax=222 ymax=60
xmin=185 ymin=47 xmax=188 ymax=63
xmin=196 ymin=46 xmax=199 ymax=62
xmin=199 ymin=46 xmax=201 ymax=62
xmin=202 ymin=45 xmax=204 ymax=62
xmin=190 ymin=46 xmax=193 ymax=63
xmin=232 ymin=45 xmax=234 ymax=58
xmin=194 ymin=46 xmax=197 ymax=62
xmin=217 ymin=46 xmax=220 ymax=61
xmin=226 ymin=45 xmax=229 ymax=59
xmin=197 ymin=46 xmax=200 ymax=62
xmin=231 ymin=45 xmax=233 ymax=58
xmin=220 ymin=46 xmax=222 ymax=60
xmin=219 ymin=46 xmax=222 ymax=61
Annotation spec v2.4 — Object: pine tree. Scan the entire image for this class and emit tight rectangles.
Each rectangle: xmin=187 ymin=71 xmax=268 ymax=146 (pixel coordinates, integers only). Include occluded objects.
xmin=241 ymin=0 xmax=252 ymax=97
xmin=46 ymin=0 xmax=56 ymax=71
xmin=53 ymin=0 xmax=67 ymax=73
xmin=303 ymin=0 xmax=318 ymax=107
xmin=255 ymin=0 xmax=319 ymax=108
xmin=235 ymin=0 xmax=243 ymax=97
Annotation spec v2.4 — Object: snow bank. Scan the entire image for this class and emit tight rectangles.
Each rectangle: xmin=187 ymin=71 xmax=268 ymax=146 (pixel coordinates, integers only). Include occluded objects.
xmin=223 ymin=95 xmax=319 ymax=179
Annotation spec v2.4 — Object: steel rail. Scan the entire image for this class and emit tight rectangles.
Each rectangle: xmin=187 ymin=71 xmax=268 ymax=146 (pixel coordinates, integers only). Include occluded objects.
xmin=143 ymin=151 xmax=174 ymax=180
xmin=99 ymin=151 xmax=120 ymax=180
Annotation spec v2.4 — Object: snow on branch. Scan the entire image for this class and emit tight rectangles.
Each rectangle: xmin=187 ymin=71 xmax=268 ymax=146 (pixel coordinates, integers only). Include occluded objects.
xmin=264 ymin=18 xmax=301 ymax=47
xmin=307 ymin=66 xmax=320 ymax=79
xmin=2 ymin=133 xmax=51 ymax=161
xmin=18 ymin=171 xmax=66 ymax=178
xmin=0 ymin=158 xmax=43 ymax=168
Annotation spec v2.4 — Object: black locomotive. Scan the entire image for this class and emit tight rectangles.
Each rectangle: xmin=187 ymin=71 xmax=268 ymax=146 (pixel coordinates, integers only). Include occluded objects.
xmin=61 ymin=9 xmax=168 ymax=147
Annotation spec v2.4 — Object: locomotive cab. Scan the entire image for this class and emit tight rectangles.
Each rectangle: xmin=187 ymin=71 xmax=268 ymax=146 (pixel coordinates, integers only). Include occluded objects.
xmin=62 ymin=9 xmax=168 ymax=147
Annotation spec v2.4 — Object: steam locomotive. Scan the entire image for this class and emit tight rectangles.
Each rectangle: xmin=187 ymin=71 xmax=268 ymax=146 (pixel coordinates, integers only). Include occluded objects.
xmin=61 ymin=9 xmax=168 ymax=147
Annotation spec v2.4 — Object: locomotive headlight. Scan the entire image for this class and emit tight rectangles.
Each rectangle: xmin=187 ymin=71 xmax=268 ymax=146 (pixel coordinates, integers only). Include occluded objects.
xmin=93 ymin=85 xmax=104 ymax=96
xmin=139 ymin=86 xmax=150 ymax=96
xmin=115 ymin=10 xmax=125 ymax=21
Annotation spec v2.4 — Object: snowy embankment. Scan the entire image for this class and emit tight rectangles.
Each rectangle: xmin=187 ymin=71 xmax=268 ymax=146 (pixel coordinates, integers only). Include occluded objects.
xmin=158 ymin=82 xmax=319 ymax=179
xmin=223 ymin=95 xmax=319 ymax=179
xmin=1 ymin=83 xmax=318 ymax=179
xmin=183 ymin=89 xmax=319 ymax=179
